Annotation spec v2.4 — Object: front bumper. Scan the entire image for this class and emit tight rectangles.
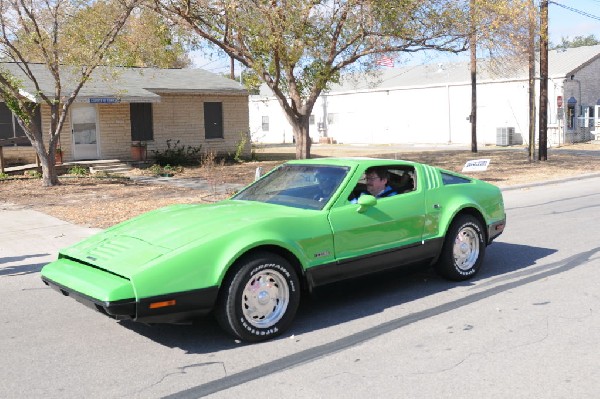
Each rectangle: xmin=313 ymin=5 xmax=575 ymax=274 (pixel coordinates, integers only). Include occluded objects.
xmin=42 ymin=276 xmax=136 ymax=319
xmin=41 ymin=258 xmax=220 ymax=324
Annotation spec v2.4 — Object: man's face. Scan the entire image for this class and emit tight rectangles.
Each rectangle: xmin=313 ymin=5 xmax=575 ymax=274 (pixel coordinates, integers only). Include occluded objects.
xmin=366 ymin=172 xmax=387 ymax=196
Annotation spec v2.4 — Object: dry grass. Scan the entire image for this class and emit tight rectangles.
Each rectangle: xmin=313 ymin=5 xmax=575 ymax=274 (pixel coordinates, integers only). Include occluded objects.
xmin=2 ymin=142 xmax=600 ymax=229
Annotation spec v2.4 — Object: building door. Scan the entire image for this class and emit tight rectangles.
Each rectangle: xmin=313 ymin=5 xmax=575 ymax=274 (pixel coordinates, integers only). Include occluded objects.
xmin=71 ymin=104 xmax=99 ymax=160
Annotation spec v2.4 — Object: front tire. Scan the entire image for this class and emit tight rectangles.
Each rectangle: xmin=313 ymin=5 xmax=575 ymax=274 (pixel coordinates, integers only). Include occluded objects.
xmin=435 ymin=215 xmax=486 ymax=281
xmin=216 ymin=252 xmax=300 ymax=342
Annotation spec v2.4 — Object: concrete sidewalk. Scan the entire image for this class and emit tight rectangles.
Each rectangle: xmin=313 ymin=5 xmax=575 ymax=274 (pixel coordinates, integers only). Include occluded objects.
xmin=0 ymin=203 xmax=101 ymax=266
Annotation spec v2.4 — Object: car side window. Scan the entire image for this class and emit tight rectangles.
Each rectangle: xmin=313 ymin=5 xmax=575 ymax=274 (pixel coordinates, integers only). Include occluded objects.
xmin=348 ymin=166 xmax=416 ymax=202
xmin=387 ymin=167 xmax=416 ymax=194
xmin=441 ymin=172 xmax=471 ymax=185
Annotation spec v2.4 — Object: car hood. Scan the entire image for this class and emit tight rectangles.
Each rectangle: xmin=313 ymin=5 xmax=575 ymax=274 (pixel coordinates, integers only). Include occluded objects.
xmin=60 ymin=200 xmax=305 ymax=277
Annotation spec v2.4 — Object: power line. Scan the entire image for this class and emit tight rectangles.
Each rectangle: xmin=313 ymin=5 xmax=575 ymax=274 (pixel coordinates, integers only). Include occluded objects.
xmin=549 ymin=1 xmax=600 ymax=21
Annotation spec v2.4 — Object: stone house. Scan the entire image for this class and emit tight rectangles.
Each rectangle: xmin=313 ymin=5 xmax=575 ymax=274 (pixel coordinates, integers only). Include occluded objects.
xmin=0 ymin=64 xmax=249 ymax=165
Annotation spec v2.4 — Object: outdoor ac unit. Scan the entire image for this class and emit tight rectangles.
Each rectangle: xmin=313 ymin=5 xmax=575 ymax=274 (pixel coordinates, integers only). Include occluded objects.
xmin=496 ymin=127 xmax=515 ymax=146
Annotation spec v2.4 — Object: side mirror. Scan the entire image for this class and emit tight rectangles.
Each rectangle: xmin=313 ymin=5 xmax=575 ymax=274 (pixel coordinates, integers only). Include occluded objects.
xmin=357 ymin=195 xmax=377 ymax=213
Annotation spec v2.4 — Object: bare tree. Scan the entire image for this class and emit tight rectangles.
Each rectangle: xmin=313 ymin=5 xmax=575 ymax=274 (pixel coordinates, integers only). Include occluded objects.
xmin=0 ymin=0 xmax=141 ymax=186
xmin=157 ymin=0 xmax=468 ymax=159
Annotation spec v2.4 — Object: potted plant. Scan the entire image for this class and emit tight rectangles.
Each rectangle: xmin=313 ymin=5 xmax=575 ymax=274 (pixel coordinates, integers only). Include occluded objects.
xmin=55 ymin=147 xmax=63 ymax=165
xmin=131 ymin=141 xmax=147 ymax=161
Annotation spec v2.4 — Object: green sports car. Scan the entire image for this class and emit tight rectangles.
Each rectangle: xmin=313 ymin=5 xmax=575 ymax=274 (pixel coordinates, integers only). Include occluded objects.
xmin=41 ymin=158 xmax=505 ymax=342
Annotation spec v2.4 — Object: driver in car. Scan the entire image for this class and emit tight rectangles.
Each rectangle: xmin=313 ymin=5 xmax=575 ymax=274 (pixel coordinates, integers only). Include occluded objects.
xmin=350 ymin=167 xmax=397 ymax=203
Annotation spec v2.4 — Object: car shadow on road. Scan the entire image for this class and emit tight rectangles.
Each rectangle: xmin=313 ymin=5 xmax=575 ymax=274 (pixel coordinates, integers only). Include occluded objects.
xmin=292 ymin=241 xmax=557 ymax=335
xmin=119 ymin=241 xmax=557 ymax=354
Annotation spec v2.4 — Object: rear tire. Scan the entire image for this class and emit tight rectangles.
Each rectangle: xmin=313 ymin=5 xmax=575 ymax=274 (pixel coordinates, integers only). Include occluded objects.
xmin=435 ymin=215 xmax=485 ymax=281
xmin=216 ymin=252 xmax=300 ymax=342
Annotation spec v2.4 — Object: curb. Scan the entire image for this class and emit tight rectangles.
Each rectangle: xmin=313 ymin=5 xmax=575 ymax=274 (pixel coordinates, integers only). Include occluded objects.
xmin=499 ymin=172 xmax=600 ymax=191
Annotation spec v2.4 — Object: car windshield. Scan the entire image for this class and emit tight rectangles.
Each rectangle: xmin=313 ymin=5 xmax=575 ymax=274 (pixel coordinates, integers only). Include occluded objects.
xmin=233 ymin=164 xmax=349 ymax=210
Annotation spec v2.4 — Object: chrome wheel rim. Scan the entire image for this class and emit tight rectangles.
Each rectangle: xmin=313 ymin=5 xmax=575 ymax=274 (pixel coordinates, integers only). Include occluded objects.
xmin=453 ymin=226 xmax=480 ymax=271
xmin=242 ymin=269 xmax=289 ymax=328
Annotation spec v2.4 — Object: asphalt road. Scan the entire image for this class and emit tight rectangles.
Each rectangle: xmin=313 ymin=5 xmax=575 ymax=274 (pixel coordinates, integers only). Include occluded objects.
xmin=1 ymin=176 xmax=600 ymax=398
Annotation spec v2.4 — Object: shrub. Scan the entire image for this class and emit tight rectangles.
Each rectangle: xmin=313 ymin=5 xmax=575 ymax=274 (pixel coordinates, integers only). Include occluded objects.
xmin=148 ymin=163 xmax=163 ymax=176
xmin=234 ymin=132 xmax=249 ymax=163
xmin=25 ymin=170 xmax=42 ymax=179
xmin=0 ymin=172 xmax=9 ymax=180
xmin=151 ymin=139 xmax=202 ymax=166
xmin=68 ymin=165 xmax=88 ymax=176
xmin=148 ymin=163 xmax=181 ymax=177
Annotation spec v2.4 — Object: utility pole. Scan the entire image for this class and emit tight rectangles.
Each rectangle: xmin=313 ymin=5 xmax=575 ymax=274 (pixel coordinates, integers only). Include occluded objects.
xmin=538 ymin=0 xmax=549 ymax=161
xmin=528 ymin=0 xmax=536 ymax=162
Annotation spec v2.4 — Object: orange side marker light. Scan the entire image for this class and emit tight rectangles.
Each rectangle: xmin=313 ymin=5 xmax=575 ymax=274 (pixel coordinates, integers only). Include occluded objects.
xmin=149 ymin=300 xmax=176 ymax=309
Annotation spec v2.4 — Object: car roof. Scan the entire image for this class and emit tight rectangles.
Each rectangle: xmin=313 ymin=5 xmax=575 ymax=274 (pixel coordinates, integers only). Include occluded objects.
xmin=285 ymin=157 xmax=421 ymax=168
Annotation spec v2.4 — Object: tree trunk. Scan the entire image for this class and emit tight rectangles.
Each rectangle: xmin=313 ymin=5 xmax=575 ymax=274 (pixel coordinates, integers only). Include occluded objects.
xmin=292 ymin=117 xmax=311 ymax=159
xmin=469 ymin=0 xmax=478 ymax=153
xmin=275 ymin=90 xmax=315 ymax=160
xmin=40 ymin=153 xmax=59 ymax=187
xmin=538 ymin=0 xmax=549 ymax=161
xmin=12 ymin=101 xmax=64 ymax=186
xmin=30 ymin=138 xmax=59 ymax=186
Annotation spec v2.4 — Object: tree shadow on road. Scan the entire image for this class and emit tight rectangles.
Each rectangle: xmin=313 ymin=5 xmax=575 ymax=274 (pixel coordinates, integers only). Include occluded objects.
xmin=0 ymin=254 xmax=50 ymax=276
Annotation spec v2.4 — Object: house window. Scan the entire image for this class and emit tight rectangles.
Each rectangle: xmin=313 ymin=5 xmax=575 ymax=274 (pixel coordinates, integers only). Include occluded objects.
xmin=0 ymin=103 xmax=38 ymax=146
xmin=309 ymin=115 xmax=315 ymax=125
xmin=262 ymin=116 xmax=269 ymax=131
xmin=204 ymin=102 xmax=224 ymax=139
xmin=327 ymin=113 xmax=337 ymax=125
xmin=130 ymin=103 xmax=153 ymax=141
xmin=587 ymin=106 xmax=594 ymax=128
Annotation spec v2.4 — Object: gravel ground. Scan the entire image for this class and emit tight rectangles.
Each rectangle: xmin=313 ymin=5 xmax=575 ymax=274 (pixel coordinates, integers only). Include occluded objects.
xmin=2 ymin=142 xmax=600 ymax=229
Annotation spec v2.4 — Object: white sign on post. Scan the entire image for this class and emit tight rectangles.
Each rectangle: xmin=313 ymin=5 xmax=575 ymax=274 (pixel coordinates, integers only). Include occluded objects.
xmin=462 ymin=159 xmax=491 ymax=172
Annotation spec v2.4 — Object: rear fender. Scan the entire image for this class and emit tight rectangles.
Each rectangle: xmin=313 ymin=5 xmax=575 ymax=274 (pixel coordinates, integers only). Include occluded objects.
xmin=424 ymin=188 xmax=488 ymax=241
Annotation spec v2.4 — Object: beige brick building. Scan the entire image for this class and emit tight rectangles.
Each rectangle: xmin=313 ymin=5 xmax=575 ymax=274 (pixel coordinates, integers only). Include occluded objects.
xmin=0 ymin=65 xmax=250 ymax=165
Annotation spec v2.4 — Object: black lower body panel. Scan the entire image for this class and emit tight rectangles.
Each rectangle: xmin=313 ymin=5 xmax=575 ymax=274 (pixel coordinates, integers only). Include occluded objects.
xmin=305 ymin=238 xmax=444 ymax=288
xmin=42 ymin=276 xmax=218 ymax=324
xmin=135 ymin=287 xmax=219 ymax=323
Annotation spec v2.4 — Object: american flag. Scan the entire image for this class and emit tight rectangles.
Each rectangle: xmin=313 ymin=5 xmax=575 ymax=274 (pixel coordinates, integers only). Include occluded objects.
xmin=376 ymin=56 xmax=394 ymax=67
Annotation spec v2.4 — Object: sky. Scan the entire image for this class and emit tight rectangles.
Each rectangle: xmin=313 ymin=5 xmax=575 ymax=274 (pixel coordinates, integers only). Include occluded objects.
xmin=190 ymin=0 xmax=600 ymax=75
xmin=549 ymin=0 xmax=600 ymax=42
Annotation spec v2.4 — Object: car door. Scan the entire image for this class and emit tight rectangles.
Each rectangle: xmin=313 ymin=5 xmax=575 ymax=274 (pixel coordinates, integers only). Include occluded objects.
xmin=328 ymin=188 xmax=426 ymax=263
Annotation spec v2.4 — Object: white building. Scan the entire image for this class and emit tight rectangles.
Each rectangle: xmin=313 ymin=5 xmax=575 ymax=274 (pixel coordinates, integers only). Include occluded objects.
xmin=250 ymin=45 xmax=600 ymax=147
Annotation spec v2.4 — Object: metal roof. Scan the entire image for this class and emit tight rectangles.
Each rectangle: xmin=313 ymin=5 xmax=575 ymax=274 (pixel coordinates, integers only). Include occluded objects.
xmin=256 ymin=44 xmax=600 ymax=96
xmin=0 ymin=63 xmax=247 ymax=103
xmin=331 ymin=44 xmax=600 ymax=94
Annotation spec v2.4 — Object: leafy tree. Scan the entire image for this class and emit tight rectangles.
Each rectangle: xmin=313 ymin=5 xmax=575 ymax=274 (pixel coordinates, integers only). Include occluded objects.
xmin=0 ymin=0 xmax=141 ymax=186
xmin=112 ymin=8 xmax=192 ymax=68
xmin=551 ymin=34 xmax=600 ymax=50
xmin=157 ymin=0 xmax=468 ymax=159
